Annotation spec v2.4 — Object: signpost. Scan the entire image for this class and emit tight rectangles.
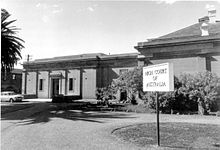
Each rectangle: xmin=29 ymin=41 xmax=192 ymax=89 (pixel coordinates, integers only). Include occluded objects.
xmin=143 ymin=63 xmax=174 ymax=146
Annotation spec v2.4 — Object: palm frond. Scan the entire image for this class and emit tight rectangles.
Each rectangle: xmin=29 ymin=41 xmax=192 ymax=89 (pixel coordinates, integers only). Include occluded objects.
xmin=1 ymin=8 xmax=24 ymax=72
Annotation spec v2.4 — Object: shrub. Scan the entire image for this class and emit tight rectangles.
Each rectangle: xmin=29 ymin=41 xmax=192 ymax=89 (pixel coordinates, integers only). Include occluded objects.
xmin=96 ymin=86 xmax=117 ymax=105
xmin=178 ymin=71 xmax=220 ymax=114
xmin=112 ymin=67 xmax=143 ymax=101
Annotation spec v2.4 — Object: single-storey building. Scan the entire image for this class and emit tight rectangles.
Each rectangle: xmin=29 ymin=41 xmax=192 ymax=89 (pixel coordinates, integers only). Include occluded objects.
xmin=23 ymin=9 xmax=220 ymax=100
xmin=135 ymin=9 xmax=220 ymax=76
xmin=22 ymin=53 xmax=141 ymax=99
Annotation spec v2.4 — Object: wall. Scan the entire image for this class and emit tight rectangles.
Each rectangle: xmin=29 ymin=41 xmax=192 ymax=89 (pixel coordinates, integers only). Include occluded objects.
xmin=150 ymin=57 xmax=206 ymax=77
xmin=38 ymin=71 xmax=49 ymax=98
xmin=67 ymin=69 xmax=80 ymax=96
xmin=26 ymin=72 xmax=37 ymax=95
xmin=82 ymin=68 xmax=96 ymax=99
xmin=211 ymin=55 xmax=220 ymax=77
xmin=22 ymin=72 xmax=25 ymax=94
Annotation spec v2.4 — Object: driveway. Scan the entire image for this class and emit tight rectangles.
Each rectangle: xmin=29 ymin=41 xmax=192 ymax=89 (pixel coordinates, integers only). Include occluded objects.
xmin=1 ymin=101 xmax=220 ymax=150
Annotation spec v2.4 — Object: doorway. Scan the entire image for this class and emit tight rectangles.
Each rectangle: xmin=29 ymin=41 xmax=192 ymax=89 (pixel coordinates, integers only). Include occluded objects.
xmin=51 ymin=79 xmax=59 ymax=97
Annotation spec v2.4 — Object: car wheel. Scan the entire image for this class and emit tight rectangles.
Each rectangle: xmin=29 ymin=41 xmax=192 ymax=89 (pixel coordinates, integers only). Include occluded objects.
xmin=9 ymin=98 xmax=14 ymax=103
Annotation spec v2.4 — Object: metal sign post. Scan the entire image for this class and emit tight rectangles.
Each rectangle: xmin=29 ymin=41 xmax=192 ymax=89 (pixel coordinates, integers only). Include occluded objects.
xmin=156 ymin=92 xmax=160 ymax=146
xmin=143 ymin=63 xmax=174 ymax=147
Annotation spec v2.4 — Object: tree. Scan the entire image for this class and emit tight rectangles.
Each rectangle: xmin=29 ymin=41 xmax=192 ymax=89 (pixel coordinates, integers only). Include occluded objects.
xmin=112 ymin=67 xmax=143 ymax=103
xmin=1 ymin=9 xmax=24 ymax=73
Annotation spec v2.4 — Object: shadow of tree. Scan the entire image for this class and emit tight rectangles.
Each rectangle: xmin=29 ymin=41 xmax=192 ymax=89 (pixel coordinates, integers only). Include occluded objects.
xmin=1 ymin=102 xmax=136 ymax=125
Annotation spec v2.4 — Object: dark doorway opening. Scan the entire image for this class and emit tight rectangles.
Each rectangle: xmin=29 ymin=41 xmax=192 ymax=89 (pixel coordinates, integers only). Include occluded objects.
xmin=51 ymin=79 xmax=59 ymax=97
xmin=120 ymin=90 xmax=127 ymax=102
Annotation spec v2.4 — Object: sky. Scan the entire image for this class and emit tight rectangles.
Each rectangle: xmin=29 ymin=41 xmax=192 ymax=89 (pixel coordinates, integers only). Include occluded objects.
xmin=1 ymin=0 xmax=220 ymax=68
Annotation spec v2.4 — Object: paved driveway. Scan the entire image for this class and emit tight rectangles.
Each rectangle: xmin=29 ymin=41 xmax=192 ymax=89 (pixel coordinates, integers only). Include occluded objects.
xmin=1 ymin=102 xmax=220 ymax=150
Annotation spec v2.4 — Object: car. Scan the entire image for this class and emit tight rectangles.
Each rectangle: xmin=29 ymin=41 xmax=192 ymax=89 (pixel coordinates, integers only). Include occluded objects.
xmin=0 ymin=91 xmax=23 ymax=103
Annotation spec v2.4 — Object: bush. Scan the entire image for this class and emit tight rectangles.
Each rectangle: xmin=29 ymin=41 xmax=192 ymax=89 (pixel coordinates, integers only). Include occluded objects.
xmin=178 ymin=71 xmax=220 ymax=114
xmin=98 ymin=68 xmax=220 ymax=115
xmin=96 ymin=86 xmax=116 ymax=105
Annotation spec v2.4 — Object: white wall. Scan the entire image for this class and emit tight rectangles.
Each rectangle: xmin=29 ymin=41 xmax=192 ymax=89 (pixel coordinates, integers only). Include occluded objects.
xmin=82 ymin=69 xmax=96 ymax=99
xmin=211 ymin=56 xmax=220 ymax=77
xmin=22 ymin=72 xmax=25 ymax=94
xmin=67 ymin=69 xmax=80 ymax=96
xmin=38 ymin=71 xmax=49 ymax=98
xmin=27 ymin=72 xmax=37 ymax=95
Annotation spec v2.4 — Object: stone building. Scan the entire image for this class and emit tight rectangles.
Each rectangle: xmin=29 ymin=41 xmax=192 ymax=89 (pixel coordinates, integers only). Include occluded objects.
xmin=22 ymin=53 xmax=140 ymax=99
xmin=23 ymin=10 xmax=220 ymax=100
xmin=135 ymin=10 xmax=220 ymax=77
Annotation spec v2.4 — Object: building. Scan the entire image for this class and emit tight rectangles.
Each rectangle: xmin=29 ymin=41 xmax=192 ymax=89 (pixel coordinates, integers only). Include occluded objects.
xmin=22 ymin=53 xmax=140 ymax=99
xmin=135 ymin=9 xmax=220 ymax=76
xmin=23 ymin=9 xmax=220 ymax=100
xmin=1 ymin=69 xmax=23 ymax=93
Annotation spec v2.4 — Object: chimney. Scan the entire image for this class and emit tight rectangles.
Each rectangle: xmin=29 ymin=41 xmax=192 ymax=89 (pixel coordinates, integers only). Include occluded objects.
xmin=200 ymin=22 xmax=209 ymax=36
xmin=208 ymin=7 xmax=216 ymax=23
xmin=198 ymin=6 xmax=217 ymax=23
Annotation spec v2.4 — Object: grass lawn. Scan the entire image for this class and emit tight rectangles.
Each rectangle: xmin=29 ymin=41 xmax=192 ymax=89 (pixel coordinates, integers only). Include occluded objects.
xmin=113 ymin=122 xmax=220 ymax=149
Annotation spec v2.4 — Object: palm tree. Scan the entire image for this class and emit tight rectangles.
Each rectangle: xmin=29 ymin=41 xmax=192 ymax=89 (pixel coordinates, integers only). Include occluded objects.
xmin=1 ymin=9 xmax=24 ymax=73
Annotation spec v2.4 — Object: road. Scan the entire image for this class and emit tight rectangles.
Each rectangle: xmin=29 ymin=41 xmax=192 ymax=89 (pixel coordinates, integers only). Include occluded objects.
xmin=1 ymin=101 xmax=220 ymax=150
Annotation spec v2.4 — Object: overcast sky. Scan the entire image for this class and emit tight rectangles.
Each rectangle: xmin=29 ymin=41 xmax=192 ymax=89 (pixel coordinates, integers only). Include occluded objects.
xmin=2 ymin=0 xmax=220 ymax=68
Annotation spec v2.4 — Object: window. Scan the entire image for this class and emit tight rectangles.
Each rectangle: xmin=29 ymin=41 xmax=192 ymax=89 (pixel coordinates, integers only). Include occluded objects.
xmin=119 ymin=69 xmax=128 ymax=75
xmin=69 ymin=78 xmax=73 ymax=91
xmin=39 ymin=79 xmax=43 ymax=91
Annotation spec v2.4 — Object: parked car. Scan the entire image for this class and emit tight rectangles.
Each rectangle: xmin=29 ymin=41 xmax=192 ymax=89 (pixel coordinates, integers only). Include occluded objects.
xmin=0 ymin=91 xmax=23 ymax=103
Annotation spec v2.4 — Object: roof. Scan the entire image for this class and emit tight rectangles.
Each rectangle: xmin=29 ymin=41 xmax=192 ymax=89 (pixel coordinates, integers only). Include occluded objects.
xmin=24 ymin=52 xmax=139 ymax=65
xmin=25 ymin=53 xmax=106 ymax=64
xmin=136 ymin=21 xmax=220 ymax=47
xmin=159 ymin=21 xmax=220 ymax=39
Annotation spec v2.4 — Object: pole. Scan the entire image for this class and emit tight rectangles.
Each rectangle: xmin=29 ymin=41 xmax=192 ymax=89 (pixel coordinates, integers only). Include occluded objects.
xmin=156 ymin=92 xmax=160 ymax=146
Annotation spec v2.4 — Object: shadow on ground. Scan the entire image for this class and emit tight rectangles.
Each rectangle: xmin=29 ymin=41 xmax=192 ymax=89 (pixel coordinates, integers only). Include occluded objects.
xmin=1 ymin=102 xmax=136 ymax=125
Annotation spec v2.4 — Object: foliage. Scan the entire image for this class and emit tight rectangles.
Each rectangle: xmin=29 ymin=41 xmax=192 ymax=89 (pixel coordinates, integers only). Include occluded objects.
xmin=178 ymin=71 xmax=220 ymax=114
xmin=96 ymin=86 xmax=117 ymax=105
xmin=111 ymin=66 xmax=220 ymax=114
xmin=143 ymin=71 xmax=220 ymax=114
xmin=1 ymin=9 xmax=24 ymax=72
xmin=112 ymin=67 xmax=143 ymax=102
xmin=141 ymin=77 xmax=181 ymax=113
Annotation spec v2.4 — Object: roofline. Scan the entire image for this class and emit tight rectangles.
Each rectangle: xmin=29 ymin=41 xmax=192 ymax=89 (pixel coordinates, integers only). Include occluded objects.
xmin=23 ymin=52 xmax=140 ymax=65
xmin=135 ymin=34 xmax=220 ymax=49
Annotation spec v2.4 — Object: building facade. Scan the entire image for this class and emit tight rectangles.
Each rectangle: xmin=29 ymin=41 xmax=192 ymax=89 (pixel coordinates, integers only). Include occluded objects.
xmin=23 ymin=10 xmax=220 ymax=100
xmin=135 ymin=12 xmax=220 ymax=77
xmin=22 ymin=53 xmax=140 ymax=99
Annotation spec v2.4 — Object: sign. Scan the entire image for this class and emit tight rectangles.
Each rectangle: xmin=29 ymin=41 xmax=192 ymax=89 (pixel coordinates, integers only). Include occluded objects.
xmin=143 ymin=63 xmax=174 ymax=92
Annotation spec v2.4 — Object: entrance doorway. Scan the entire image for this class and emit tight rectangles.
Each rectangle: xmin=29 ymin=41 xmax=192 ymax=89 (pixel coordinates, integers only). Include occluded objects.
xmin=51 ymin=79 xmax=59 ymax=97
